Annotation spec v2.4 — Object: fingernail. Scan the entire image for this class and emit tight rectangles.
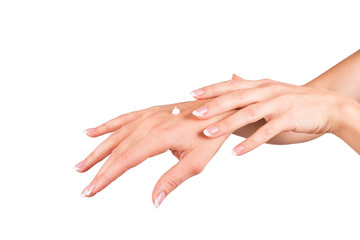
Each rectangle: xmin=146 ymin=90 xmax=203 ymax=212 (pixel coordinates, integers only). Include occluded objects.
xmin=154 ymin=191 xmax=166 ymax=208
xmin=203 ymin=125 xmax=219 ymax=137
xmin=73 ymin=160 xmax=86 ymax=171
xmin=80 ymin=182 xmax=96 ymax=198
xmin=190 ymin=88 xmax=204 ymax=97
xmin=192 ymin=106 xmax=208 ymax=117
xmin=84 ymin=128 xmax=96 ymax=135
xmin=232 ymin=145 xmax=244 ymax=156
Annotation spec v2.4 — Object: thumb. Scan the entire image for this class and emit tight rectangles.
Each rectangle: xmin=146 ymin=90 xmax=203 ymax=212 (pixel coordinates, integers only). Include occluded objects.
xmin=152 ymin=153 xmax=206 ymax=208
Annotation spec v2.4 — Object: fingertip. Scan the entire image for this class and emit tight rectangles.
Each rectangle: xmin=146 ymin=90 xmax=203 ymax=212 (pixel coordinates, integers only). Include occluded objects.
xmin=190 ymin=89 xmax=205 ymax=98
xmin=73 ymin=160 xmax=86 ymax=172
xmin=232 ymin=74 xmax=242 ymax=81
xmin=84 ymin=127 xmax=96 ymax=134
xmin=80 ymin=182 xmax=96 ymax=198
xmin=203 ymin=125 xmax=219 ymax=137
xmin=192 ymin=106 xmax=208 ymax=118
xmin=154 ymin=191 xmax=166 ymax=208
xmin=232 ymin=144 xmax=244 ymax=156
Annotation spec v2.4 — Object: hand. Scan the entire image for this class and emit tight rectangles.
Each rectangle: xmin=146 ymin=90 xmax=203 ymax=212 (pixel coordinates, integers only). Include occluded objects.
xmin=190 ymin=76 xmax=347 ymax=155
xmin=75 ymin=100 xmax=235 ymax=207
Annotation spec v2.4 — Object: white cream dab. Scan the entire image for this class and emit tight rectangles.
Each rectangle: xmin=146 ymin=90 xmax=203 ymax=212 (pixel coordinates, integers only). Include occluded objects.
xmin=172 ymin=106 xmax=180 ymax=115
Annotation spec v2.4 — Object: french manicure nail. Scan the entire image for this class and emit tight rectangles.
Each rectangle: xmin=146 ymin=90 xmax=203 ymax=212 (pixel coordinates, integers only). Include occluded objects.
xmin=73 ymin=160 xmax=86 ymax=171
xmin=232 ymin=145 xmax=244 ymax=156
xmin=203 ymin=125 xmax=219 ymax=137
xmin=84 ymin=128 xmax=96 ymax=135
xmin=190 ymin=89 xmax=205 ymax=97
xmin=154 ymin=191 xmax=166 ymax=208
xmin=80 ymin=182 xmax=96 ymax=198
xmin=192 ymin=106 xmax=208 ymax=117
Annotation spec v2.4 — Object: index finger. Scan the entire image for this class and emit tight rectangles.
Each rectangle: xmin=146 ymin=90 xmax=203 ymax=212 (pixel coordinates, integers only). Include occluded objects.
xmin=83 ymin=133 xmax=170 ymax=197
xmin=190 ymin=74 xmax=261 ymax=99
xmin=85 ymin=110 xmax=140 ymax=137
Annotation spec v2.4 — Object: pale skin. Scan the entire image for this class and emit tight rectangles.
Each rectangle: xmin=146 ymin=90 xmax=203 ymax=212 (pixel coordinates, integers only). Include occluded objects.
xmin=75 ymin=50 xmax=360 ymax=207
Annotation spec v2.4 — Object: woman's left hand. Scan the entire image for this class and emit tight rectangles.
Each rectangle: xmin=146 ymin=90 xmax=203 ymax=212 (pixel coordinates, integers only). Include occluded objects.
xmin=190 ymin=77 xmax=348 ymax=155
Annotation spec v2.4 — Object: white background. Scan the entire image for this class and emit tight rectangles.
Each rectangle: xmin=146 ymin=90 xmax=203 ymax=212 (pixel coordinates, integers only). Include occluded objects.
xmin=0 ymin=0 xmax=359 ymax=239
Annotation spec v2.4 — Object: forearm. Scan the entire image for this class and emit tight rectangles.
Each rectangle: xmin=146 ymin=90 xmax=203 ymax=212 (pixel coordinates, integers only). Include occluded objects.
xmin=306 ymin=50 xmax=360 ymax=102
xmin=334 ymin=99 xmax=360 ymax=154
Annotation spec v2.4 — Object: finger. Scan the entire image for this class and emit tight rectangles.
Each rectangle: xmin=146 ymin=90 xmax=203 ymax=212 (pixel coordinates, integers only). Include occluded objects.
xmin=85 ymin=111 xmax=140 ymax=137
xmin=232 ymin=118 xmax=286 ymax=156
xmin=192 ymin=85 xmax=284 ymax=119
xmin=75 ymin=126 xmax=133 ymax=173
xmin=190 ymin=74 xmax=263 ymax=99
xmin=151 ymin=144 xmax=214 ymax=208
xmin=82 ymin=133 xmax=170 ymax=197
xmin=94 ymin=130 xmax=143 ymax=178
xmin=232 ymin=74 xmax=242 ymax=81
xmin=202 ymin=99 xmax=281 ymax=138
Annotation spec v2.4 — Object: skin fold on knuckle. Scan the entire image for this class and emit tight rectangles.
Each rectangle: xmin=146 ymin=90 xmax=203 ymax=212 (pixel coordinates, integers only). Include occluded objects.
xmin=86 ymin=151 xmax=98 ymax=164
xmin=99 ymin=122 xmax=111 ymax=132
xmin=219 ymin=119 xmax=234 ymax=134
xmin=262 ymin=82 xmax=284 ymax=93
xmin=208 ymin=97 xmax=223 ymax=112
xmin=245 ymin=105 xmax=259 ymax=120
xmin=165 ymin=173 xmax=183 ymax=192
xmin=188 ymin=162 xmax=204 ymax=176
xmin=234 ymin=89 xmax=248 ymax=100
xmin=258 ymin=78 xmax=273 ymax=86
xmin=259 ymin=125 xmax=274 ymax=141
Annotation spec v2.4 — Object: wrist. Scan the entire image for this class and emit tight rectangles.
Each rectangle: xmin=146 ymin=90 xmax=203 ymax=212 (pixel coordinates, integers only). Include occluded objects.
xmin=332 ymin=98 xmax=360 ymax=138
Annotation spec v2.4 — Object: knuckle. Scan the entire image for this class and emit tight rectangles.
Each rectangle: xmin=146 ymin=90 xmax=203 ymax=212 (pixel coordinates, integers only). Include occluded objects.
xmin=112 ymin=149 xmax=134 ymax=169
xmin=258 ymin=78 xmax=272 ymax=85
xmin=210 ymin=97 xmax=222 ymax=108
xmin=220 ymin=119 xmax=233 ymax=132
xmin=143 ymin=113 xmax=163 ymax=128
xmin=109 ymin=131 xmax=120 ymax=141
xmin=152 ymin=123 xmax=170 ymax=135
xmin=143 ymin=106 xmax=160 ymax=118
xmin=245 ymin=105 xmax=258 ymax=118
xmin=99 ymin=173 xmax=110 ymax=184
xmin=188 ymin=162 xmax=205 ymax=175
xmin=234 ymin=89 xmax=248 ymax=99
xmin=191 ymin=165 xmax=204 ymax=175
xmin=277 ymin=93 xmax=296 ymax=106
xmin=261 ymin=78 xmax=272 ymax=83
xmin=111 ymin=148 xmax=125 ymax=162
xmin=88 ymin=151 xmax=98 ymax=160
xmin=228 ymin=78 xmax=242 ymax=86
xmin=260 ymin=125 xmax=273 ymax=139
xmin=245 ymin=137 xmax=258 ymax=150
xmin=100 ymin=122 xmax=110 ymax=132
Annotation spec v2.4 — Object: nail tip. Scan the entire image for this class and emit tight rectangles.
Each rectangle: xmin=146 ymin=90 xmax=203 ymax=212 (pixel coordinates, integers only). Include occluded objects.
xmin=192 ymin=110 xmax=202 ymax=117
xmin=231 ymin=150 xmax=238 ymax=156
xmin=73 ymin=166 xmax=80 ymax=172
xmin=203 ymin=129 xmax=211 ymax=137
xmin=190 ymin=91 xmax=197 ymax=97
xmin=84 ymin=128 xmax=96 ymax=135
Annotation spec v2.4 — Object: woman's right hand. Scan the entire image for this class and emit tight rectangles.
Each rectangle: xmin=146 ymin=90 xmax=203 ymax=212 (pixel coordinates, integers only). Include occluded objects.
xmin=75 ymin=100 xmax=235 ymax=207
xmin=191 ymin=74 xmax=324 ymax=144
